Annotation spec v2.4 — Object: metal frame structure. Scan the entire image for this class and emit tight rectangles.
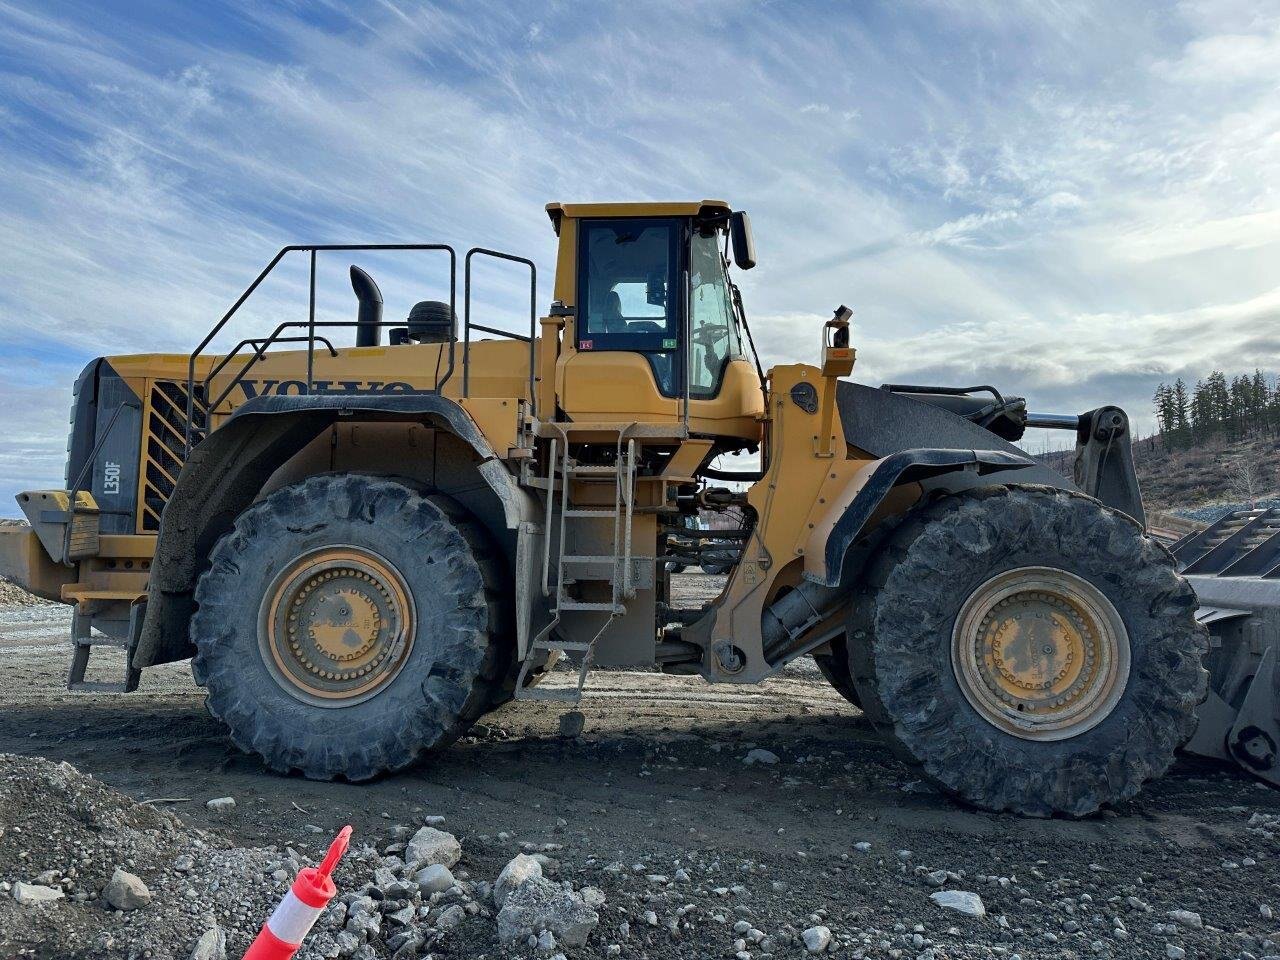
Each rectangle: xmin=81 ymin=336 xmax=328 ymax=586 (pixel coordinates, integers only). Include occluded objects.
xmin=183 ymin=243 xmax=536 ymax=452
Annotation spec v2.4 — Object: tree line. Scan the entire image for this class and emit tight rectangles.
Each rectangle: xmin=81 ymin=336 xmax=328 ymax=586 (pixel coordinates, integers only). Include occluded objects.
xmin=1152 ymin=370 xmax=1276 ymax=450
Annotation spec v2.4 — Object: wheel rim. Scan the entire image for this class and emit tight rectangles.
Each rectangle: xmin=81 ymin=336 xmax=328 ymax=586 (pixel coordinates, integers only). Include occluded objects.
xmin=950 ymin=566 xmax=1130 ymax=741
xmin=259 ymin=546 xmax=416 ymax=708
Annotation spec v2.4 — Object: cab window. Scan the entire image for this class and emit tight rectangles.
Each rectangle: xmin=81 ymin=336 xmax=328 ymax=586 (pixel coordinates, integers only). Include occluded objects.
xmin=577 ymin=218 xmax=682 ymax=395
xmin=688 ymin=230 xmax=743 ymax=398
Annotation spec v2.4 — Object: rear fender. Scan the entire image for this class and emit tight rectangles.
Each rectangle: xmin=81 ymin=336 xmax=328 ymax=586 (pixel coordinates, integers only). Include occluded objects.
xmin=135 ymin=394 xmax=538 ymax=668
xmin=805 ymin=447 xmax=1036 ymax=588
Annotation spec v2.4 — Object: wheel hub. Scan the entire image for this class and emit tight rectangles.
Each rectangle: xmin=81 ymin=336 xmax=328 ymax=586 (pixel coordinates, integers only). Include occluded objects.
xmin=952 ymin=567 xmax=1129 ymax=740
xmin=260 ymin=547 xmax=415 ymax=707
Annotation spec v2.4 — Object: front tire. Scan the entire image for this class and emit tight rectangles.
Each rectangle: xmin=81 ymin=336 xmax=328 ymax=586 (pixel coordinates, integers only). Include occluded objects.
xmin=848 ymin=485 xmax=1207 ymax=816
xmin=191 ymin=475 xmax=508 ymax=780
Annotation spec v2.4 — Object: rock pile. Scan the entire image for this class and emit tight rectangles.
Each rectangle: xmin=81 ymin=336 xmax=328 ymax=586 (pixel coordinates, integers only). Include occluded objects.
xmin=0 ymin=754 xmax=308 ymax=958
xmin=295 ymin=831 xmax=603 ymax=959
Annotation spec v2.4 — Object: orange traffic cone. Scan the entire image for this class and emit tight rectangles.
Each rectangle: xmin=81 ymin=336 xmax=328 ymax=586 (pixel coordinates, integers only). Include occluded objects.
xmin=243 ymin=825 xmax=353 ymax=960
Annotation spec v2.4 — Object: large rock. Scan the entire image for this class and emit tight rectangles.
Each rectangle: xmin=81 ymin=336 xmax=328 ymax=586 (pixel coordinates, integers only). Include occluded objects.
xmin=930 ymin=890 xmax=985 ymax=918
xmin=103 ymin=867 xmax=152 ymax=910
xmin=13 ymin=882 xmax=64 ymax=906
xmin=494 ymin=853 xmax=543 ymax=907
xmin=497 ymin=876 xmax=599 ymax=947
xmin=405 ymin=826 xmax=461 ymax=869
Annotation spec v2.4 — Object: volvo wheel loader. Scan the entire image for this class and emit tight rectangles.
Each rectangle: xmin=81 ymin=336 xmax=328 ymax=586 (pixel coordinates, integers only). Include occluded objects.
xmin=0 ymin=201 xmax=1217 ymax=816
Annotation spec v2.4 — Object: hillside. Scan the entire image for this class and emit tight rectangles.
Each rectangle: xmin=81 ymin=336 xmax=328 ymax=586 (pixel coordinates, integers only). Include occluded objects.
xmin=1039 ymin=432 xmax=1280 ymax=518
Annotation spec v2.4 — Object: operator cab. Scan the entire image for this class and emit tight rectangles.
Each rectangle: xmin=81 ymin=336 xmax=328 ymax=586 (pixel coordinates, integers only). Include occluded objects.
xmin=547 ymin=201 xmax=765 ymax=444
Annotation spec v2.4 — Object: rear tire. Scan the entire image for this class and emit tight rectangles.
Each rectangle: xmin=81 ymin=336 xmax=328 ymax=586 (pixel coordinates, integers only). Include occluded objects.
xmin=191 ymin=475 xmax=508 ymax=780
xmin=848 ymin=485 xmax=1207 ymax=816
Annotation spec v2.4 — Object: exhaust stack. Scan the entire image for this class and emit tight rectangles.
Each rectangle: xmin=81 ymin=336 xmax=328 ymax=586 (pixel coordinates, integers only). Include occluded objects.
xmin=349 ymin=265 xmax=382 ymax=348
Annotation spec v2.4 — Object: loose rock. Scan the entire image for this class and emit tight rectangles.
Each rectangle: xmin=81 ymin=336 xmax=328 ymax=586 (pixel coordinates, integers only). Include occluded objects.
xmin=1167 ymin=909 xmax=1203 ymax=930
xmin=929 ymin=890 xmax=986 ymax=918
xmin=103 ymin=867 xmax=152 ymax=911
xmin=497 ymin=876 xmax=599 ymax=947
xmin=495 ymin=853 xmax=544 ymax=907
xmin=404 ymin=826 xmax=461 ymax=869
xmin=13 ymin=882 xmax=64 ymax=906
xmin=802 ymin=925 xmax=832 ymax=952
xmin=414 ymin=862 xmax=456 ymax=896
xmin=189 ymin=924 xmax=227 ymax=960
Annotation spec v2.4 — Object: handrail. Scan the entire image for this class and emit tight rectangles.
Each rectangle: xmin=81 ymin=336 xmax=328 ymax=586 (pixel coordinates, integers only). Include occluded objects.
xmin=184 ymin=243 xmax=457 ymax=453
xmin=203 ymin=320 xmax=418 ymax=419
xmin=463 ymin=247 xmax=536 ymax=415
xmin=469 ymin=322 xmax=531 ymax=343
xmin=204 ymin=335 xmax=339 ymax=389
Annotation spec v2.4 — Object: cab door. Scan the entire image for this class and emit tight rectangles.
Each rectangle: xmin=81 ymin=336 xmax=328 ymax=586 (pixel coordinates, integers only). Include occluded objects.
xmin=560 ymin=217 xmax=684 ymax=422
xmin=685 ymin=228 xmax=765 ymax=439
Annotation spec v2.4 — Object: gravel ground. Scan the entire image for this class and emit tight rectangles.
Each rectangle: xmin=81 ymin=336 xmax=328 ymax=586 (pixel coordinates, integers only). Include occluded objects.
xmin=1 ymin=574 xmax=1278 ymax=960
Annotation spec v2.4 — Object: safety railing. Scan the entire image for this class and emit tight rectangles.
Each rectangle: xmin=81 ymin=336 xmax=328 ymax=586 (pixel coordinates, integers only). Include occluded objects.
xmin=463 ymin=247 xmax=536 ymax=405
xmin=183 ymin=243 xmax=537 ymax=454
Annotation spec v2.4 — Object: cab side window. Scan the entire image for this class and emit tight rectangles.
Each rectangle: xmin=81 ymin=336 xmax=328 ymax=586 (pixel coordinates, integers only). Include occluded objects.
xmin=688 ymin=231 xmax=743 ymax=398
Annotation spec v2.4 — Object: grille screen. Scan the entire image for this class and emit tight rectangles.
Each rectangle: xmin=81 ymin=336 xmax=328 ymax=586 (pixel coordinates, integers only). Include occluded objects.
xmin=142 ymin=381 xmax=207 ymax=532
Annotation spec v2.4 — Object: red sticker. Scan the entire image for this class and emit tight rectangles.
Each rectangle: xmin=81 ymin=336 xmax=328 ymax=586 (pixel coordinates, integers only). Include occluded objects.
xmin=579 ymin=340 xmax=593 ymax=350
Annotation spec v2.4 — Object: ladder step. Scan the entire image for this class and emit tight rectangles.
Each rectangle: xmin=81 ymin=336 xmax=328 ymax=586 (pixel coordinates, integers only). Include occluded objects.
xmin=68 ymin=607 xmax=141 ymax=694
xmin=558 ymin=600 xmax=624 ymax=613
xmin=73 ymin=636 xmax=130 ymax=649
xmin=561 ymin=555 xmax=617 ymax=565
xmin=540 ymin=639 xmax=593 ymax=652
xmin=564 ymin=509 xmax=616 ymax=518
xmin=566 ymin=464 xmax=619 ymax=475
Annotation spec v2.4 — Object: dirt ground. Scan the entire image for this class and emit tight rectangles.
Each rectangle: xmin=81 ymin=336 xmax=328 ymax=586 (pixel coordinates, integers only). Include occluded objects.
xmin=2 ymin=574 xmax=1279 ymax=960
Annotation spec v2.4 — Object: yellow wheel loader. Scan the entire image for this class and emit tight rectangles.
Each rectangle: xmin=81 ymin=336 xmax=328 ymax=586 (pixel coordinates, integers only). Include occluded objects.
xmin=1 ymin=201 xmax=1220 ymax=815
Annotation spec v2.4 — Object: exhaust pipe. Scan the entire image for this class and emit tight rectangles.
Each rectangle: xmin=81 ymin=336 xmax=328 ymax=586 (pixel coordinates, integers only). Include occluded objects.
xmin=349 ymin=265 xmax=383 ymax=348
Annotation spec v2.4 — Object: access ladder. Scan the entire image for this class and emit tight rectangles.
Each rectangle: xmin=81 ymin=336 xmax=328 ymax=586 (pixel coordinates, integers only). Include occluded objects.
xmin=514 ymin=426 xmax=641 ymax=702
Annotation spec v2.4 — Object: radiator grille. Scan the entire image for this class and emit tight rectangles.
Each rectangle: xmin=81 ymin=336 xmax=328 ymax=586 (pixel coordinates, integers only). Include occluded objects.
xmin=142 ymin=381 xmax=207 ymax=532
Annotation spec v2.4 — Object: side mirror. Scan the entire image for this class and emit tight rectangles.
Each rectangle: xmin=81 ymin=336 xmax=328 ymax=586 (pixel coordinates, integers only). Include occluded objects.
xmin=646 ymin=270 xmax=666 ymax=306
xmin=730 ymin=211 xmax=757 ymax=270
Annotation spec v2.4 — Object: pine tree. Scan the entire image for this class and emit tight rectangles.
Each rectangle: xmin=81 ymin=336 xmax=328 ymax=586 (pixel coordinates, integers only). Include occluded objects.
xmin=1156 ymin=368 xmax=1278 ymax=446
xmin=1172 ymin=378 xmax=1190 ymax=447
xmin=1190 ymin=378 xmax=1210 ymax=441
xmin=1206 ymin=371 xmax=1230 ymax=434
xmin=1230 ymin=375 xmax=1252 ymax=439
xmin=1153 ymin=382 xmax=1173 ymax=448
xmin=1252 ymin=369 xmax=1269 ymax=434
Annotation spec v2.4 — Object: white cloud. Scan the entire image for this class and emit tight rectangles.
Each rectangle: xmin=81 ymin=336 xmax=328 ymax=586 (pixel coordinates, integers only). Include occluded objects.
xmin=0 ymin=0 xmax=1277 ymax=514
xmin=1111 ymin=207 xmax=1280 ymax=261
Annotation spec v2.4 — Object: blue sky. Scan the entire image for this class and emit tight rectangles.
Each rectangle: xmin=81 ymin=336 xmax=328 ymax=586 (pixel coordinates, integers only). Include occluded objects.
xmin=1 ymin=0 xmax=1278 ymax=511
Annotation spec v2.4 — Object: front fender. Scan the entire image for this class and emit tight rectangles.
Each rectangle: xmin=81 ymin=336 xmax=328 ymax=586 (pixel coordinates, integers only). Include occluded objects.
xmin=807 ymin=447 xmax=1036 ymax=587
xmin=135 ymin=393 xmax=533 ymax=668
